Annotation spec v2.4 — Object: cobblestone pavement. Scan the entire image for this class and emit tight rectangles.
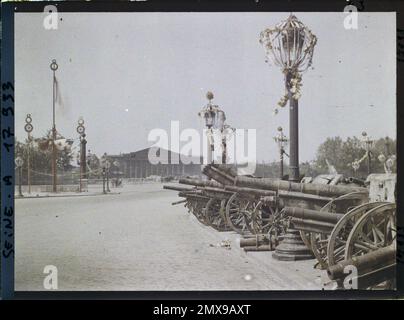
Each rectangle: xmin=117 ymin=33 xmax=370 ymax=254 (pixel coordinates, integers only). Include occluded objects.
xmin=15 ymin=183 xmax=323 ymax=291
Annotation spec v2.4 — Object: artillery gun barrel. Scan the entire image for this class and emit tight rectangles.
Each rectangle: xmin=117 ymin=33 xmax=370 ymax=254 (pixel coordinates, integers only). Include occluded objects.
xmin=277 ymin=190 xmax=333 ymax=202
xmin=327 ymin=245 xmax=396 ymax=281
xmin=202 ymin=166 xmax=235 ymax=185
xmin=163 ymin=185 xmax=195 ymax=192
xmin=224 ymin=185 xmax=276 ymax=197
xmin=200 ymin=187 xmax=234 ymax=200
xmin=208 ymin=165 xmax=235 ymax=183
xmin=202 ymin=186 xmax=234 ymax=194
xmin=178 ymin=191 xmax=202 ymax=198
xmin=347 ymin=177 xmax=366 ymax=186
xmin=243 ymin=245 xmax=273 ymax=252
xmin=234 ymin=176 xmax=368 ymax=198
xmin=290 ymin=218 xmax=338 ymax=234
xmin=179 ymin=178 xmax=223 ymax=189
xmin=283 ymin=207 xmax=344 ymax=224
xmin=210 ymin=163 xmax=238 ymax=178
xmin=172 ymin=199 xmax=187 ymax=206
xmin=239 ymin=235 xmax=269 ymax=247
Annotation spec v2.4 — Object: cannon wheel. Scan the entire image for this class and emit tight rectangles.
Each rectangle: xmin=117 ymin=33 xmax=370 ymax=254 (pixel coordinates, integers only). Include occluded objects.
xmin=204 ymin=198 xmax=229 ymax=231
xmin=250 ymin=200 xmax=276 ymax=234
xmin=310 ymin=192 xmax=369 ymax=269
xmin=344 ymin=202 xmax=396 ymax=289
xmin=345 ymin=203 xmax=396 ymax=259
xmin=185 ymin=196 xmax=209 ymax=225
xmin=225 ymin=193 xmax=255 ymax=235
xmin=327 ymin=202 xmax=390 ymax=267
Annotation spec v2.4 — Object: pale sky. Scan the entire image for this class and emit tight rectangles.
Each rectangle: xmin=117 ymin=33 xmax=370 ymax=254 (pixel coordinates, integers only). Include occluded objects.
xmin=15 ymin=12 xmax=396 ymax=162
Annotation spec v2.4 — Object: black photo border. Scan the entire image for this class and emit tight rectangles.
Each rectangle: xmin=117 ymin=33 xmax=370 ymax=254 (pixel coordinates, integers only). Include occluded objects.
xmin=1 ymin=0 xmax=403 ymax=300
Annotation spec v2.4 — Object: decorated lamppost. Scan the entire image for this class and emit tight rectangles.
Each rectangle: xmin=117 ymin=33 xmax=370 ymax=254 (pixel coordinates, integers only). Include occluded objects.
xmin=260 ymin=14 xmax=317 ymax=182
xmin=77 ymin=118 xmax=87 ymax=192
xmin=106 ymin=160 xmax=111 ymax=192
xmin=214 ymin=106 xmax=235 ymax=165
xmin=24 ymin=114 xmax=34 ymax=194
xmin=361 ymin=131 xmax=374 ymax=175
xmin=15 ymin=156 xmax=24 ymax=197
xmin=198 ymin=91 xmax=232 ymax=164
xmin=378 ymin=137 xmax=396 ymax=174
xmin=50 ymin=59 xmax=59 ymax=192
xmin=274 ymin=126 xmax=289 ymax=180
xmin=101 ymin=153 xmax=110 ymax=193
xmin=260 ymin=15 xmax=317 ymax=261
xmin=199 ymin=92 xmax=217 ymax=164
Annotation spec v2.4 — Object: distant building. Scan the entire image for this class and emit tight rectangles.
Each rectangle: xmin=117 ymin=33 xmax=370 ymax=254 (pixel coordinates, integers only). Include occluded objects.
xmin=108 ymin=147 xmax=202 ymax=178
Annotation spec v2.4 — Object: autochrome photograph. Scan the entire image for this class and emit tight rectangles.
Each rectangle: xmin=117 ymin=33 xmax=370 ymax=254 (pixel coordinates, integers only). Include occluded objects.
xmin=13 ymin=11 xmax=396 ymax=291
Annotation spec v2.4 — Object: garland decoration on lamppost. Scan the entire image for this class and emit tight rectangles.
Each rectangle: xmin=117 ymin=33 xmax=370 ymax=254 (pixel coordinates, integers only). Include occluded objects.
xmin=260 ymin=14 xmax=317 ymax=182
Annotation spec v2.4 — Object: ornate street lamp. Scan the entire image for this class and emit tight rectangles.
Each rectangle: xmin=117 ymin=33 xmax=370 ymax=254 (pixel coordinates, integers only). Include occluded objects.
xmin=50 ymin=59 xmax=59 ymax=192
xmin=198 ymin=91 xmax=229 ymax=164
xmin=361 ymin=131 xmax=374 ymax=175
xmin=101 ymin=153 xmax=111 ymax=193
xmin=24 ymin=114 xmax=33 ymax=194
xmin=15 ymin=156 xmax=24 ymax=197
xmin=260 ymin=14 xmax=317 ymax=182
xmin=77 ymin=117 xmax=87 ymax=192
xmin=273 ymin=126 xmax=289 ymax=179
xmin=378 ymin=137 xmax=396 ymax=174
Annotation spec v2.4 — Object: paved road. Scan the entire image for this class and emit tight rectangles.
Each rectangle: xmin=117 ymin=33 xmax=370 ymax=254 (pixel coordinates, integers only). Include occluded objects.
xmin=15 ymin=183 xmax=323 ymax=291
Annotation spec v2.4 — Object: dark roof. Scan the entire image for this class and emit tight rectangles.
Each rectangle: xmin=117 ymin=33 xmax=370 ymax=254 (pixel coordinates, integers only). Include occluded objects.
xmin=110 ymin=147 xmax=202 ymax=164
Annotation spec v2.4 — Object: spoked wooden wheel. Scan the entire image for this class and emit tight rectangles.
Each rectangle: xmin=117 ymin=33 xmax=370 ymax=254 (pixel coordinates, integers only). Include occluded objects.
xmin=204 ymin=198 xmax=229 ymax=231
xmin=327 ymin=202 xmax=389 ymax=267
xmin=250 ymin=201 xmax=276 ymax=234
xmin=185 ymin=196 xmax=209 ymax=225
xmin=344 ymin=203 xmax=396 ymax=289
xmin=225 ymin=193 xmax=255 ymax=235
xmin=310 ymin=192 xmax=369 ymax=269
xmin=345 ymin=203 xmax=396 ymax=259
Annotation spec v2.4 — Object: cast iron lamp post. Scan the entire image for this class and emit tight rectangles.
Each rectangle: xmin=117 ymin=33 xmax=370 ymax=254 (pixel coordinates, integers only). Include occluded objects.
xmin=24 ymin=114 xmax=33 ymax=194
xmin=101 ymin=153 xmax=111 ymax=193
xmin=378 ymin=137 xmax=396 ymax=174
xmin=260 ymin=14 xmax=317 ymax=182
xmin=261 ymin=15 xmax=317 ymax=261
xmin=15 ymin=156 xmax=24 ymax=197
xmin=361 ymin=131 xmax=374 ymax=175
xmin=50 ymin=59 xmax=59 ymax=192
xmin=274 ymin=126 xmax=289 ymax=180
xmin=77 ymin=118 xmax=87 ymax=192
xmin=198 ymin=91 xmax=228 ymax=164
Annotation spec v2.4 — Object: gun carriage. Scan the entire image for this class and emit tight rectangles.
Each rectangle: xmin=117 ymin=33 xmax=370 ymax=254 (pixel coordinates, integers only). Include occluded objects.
xmin=164 ymin=164 xmax=396 ymax=289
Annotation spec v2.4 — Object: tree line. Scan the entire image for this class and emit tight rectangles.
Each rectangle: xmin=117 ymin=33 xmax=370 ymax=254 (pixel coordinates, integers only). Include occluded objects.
xmin=15 ymin=133 xmax=396 ymax=183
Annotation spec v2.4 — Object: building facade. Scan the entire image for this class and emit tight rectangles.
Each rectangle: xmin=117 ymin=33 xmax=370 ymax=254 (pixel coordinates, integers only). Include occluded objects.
xmin=108 ymin=147 xmax=202 ymax=179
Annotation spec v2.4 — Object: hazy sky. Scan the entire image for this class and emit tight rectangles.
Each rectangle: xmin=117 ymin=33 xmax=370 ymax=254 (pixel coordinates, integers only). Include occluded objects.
xmin=15 ymin=12 xmax=396 ymax=162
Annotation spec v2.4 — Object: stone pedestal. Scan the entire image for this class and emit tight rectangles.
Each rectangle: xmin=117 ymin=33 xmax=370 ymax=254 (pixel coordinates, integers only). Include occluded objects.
xmin=272 ymin=229 xmax=314 ymax=261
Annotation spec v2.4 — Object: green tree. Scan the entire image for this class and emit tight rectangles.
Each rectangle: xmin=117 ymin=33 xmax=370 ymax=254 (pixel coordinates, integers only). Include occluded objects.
xmin=15 ymin=130 xmax=75 ymax=184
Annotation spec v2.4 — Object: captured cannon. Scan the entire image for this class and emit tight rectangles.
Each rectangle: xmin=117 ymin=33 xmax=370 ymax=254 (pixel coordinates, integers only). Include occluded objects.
xmin=280 ymin=173 xmax=396 ymax=289
xmin=165 ymin=163 xmax=369 ymax=243
xmin=164 ymin=183 xmax=233 ymax=231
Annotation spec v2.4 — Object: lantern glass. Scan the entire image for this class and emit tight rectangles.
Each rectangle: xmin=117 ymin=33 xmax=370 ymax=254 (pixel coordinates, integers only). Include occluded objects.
xmin=204 ymin=110 xmax=215 ymax=127
xmin=215 ymin=110 xmax=226 ymax=131
xmin=260 ymin=15 xmax=317 ymax=73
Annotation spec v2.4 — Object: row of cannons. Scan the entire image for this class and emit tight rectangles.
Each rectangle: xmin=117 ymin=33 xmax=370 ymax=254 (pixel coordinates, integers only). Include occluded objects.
xmin=164 ymin=164 xmax=396 ymax=289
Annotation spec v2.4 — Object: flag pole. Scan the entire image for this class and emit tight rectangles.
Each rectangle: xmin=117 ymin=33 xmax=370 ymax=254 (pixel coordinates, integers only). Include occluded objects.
xmin=50 ymin=59 xmax=58 ymax=192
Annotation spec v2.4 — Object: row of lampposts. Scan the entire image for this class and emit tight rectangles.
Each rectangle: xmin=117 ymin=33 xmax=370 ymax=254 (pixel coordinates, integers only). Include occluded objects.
xmin=100 ymin=152 xmax=111 ymax=194
xmin=351 ymin=132 xmax=395 ymax=176
xmin=199 ymin=91 xmax=234 ymax=165
xmin=15 ymin=59 xmax=113 ymax=196
xmin=273 ymin=126 xmax=289 ymax=180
